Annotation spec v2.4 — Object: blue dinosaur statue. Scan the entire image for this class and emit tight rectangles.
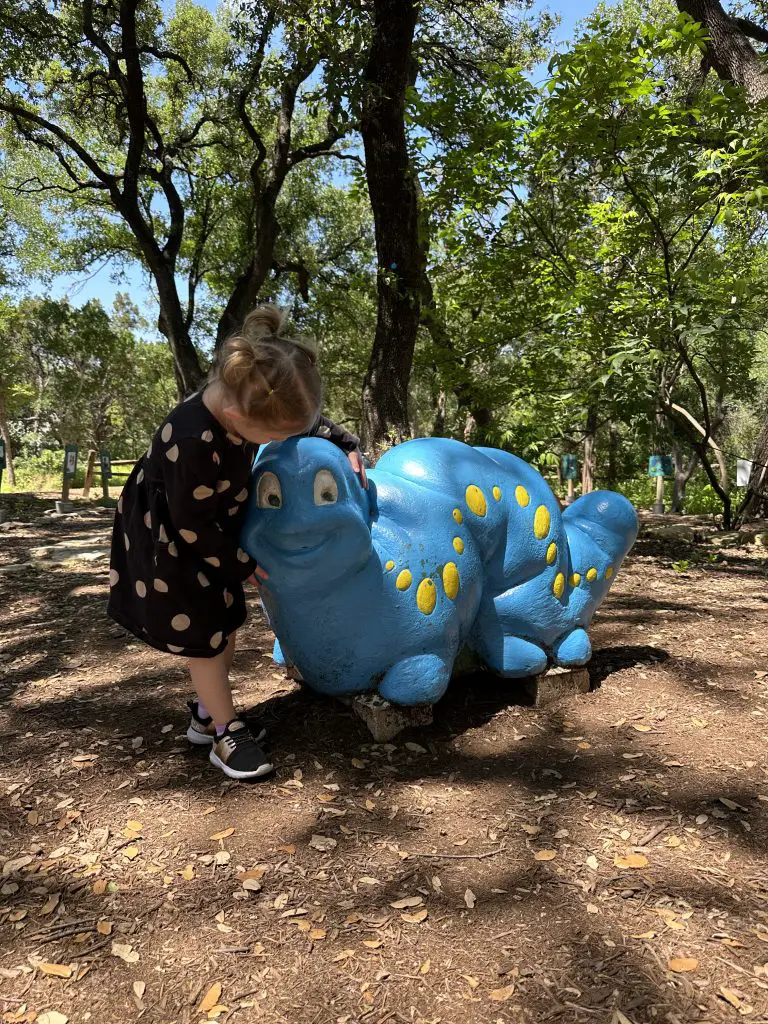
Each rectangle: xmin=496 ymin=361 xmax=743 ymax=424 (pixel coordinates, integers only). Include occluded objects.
xmin=240 ymin=437 xmax=638 ymax=706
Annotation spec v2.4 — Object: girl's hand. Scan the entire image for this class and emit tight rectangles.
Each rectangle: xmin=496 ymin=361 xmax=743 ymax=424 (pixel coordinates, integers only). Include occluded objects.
xmin=348 ymin=449 xmax=368 ymax=489
xmin=247 ymin=565 xmax=269 ymax=586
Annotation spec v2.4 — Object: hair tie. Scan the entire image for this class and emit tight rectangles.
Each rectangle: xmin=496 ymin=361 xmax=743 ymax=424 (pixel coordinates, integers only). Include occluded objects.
xmin=266 ymin=388 xmax=274 ymax=396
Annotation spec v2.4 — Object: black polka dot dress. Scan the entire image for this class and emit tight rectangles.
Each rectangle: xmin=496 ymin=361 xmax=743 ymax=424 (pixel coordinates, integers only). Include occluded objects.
xmin=107 ymin=392 xmax=359 ymax=659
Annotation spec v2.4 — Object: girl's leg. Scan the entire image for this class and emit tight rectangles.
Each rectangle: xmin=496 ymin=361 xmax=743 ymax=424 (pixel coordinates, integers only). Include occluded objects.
xmin=224 ymin=631 xmax=236 ymax=673
xmin=187 ymin=649 xmax=235 ymax=729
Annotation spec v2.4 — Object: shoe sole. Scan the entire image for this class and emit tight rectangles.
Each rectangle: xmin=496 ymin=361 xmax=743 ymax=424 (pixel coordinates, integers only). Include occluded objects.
xmin=187 ymin=724 xmax=266 ymax=746
xmin=209 ymin=749 xmax=274 ymax=780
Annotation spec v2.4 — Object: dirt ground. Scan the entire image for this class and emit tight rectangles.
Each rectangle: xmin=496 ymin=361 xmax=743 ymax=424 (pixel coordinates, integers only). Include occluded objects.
xmin=2 ymin=495 xmax=768 ymax=1024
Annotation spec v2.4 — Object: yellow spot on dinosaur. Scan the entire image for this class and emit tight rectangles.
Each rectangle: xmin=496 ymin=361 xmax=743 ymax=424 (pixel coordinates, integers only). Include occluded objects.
xmin=586 ymin=567 xmax=598 ymax=582
xmin=605 ymin=566 xmax=614 ymax=579
xmin=493 ymin=486 xmax=502 ymax=501
xmin=570 ymin=573 xmax=581 ymax=587
xmin=465 ymin=485 xmax=487 ymax=517
xmin=396 ymin=570 xmax=413 ymax=591
xmin=443 ymin=562 xmax=460 ymax=601
xmin=534 ymin=505 xmax=551 ymax=540
xmin=453 ymin=537 xmax=465 ymax=555
xmin=452 ymin=508 xmax=463 ymax=524
xmin=553 ymin=573 xmax=565 ymax=599
xmin=546 ymin=542 xmax=557 ymax=565
xmin=417 ymin=578 xmax=437 ymax=615
xmin=385 ymin=560 xmax=395 ymax=572
xmin=515 ymin=485 xmax=530 ymax=507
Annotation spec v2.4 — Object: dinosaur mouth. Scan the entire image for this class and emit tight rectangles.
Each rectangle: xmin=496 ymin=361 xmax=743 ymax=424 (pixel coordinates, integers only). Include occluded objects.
xmin=261 ymin=532 xmax=332 ymax=561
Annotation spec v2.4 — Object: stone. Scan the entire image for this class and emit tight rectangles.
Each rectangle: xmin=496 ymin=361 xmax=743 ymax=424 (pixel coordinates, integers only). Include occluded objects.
xmin=525 ymin=665 xmax=591 ymax=708
xmin=30 ymin=532 xmax=111 ymax=564
xmin=644 ymin=523 xmax=698 ymax=543
xmin=341 ymin=692 xmax=434 ymax=743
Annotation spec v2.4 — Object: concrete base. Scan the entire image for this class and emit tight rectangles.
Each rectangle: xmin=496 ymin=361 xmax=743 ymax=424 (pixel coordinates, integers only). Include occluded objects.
xmin=55 ymin=500 xmax=75 ymax=514
xmin=652 ymin=501 xmax=665 ymax=515
xmin=339 ymin=692 xmax=433 ymax=743
xmin=525 ymin=664 xmax=591 ymax=708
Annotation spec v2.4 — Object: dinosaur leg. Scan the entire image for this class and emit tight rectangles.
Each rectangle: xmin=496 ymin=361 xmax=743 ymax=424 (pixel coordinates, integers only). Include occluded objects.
xmin=378 ymin=654 xmax=452 ymax=706
xmin=471 ymin=600 xmax=549 ymax=678
xmin=552 ymin=627 xmax=592 ymax=667
xmin=272 ymin=637 xmax=286 ymax=667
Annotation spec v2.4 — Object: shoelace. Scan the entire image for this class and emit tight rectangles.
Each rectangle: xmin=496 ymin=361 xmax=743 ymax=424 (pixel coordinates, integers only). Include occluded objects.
xmin=223 ymin=726 xmax=263 ymax=756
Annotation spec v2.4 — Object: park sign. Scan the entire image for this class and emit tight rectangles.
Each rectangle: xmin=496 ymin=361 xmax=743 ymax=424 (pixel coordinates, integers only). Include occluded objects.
xmin=63 ymin=444 xmax=79 ymax=480
xmin=100 ymin=450 xmax=112 ymax=479
xmin=561 ymin=454 xmax=578 ymax=481
xmin=648 ymin=455 xmax=673 ymax=478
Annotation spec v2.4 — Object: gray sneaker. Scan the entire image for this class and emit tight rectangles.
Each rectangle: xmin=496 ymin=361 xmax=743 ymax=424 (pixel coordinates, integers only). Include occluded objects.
xmin=186 ymin=701 xmax=266 ymax=746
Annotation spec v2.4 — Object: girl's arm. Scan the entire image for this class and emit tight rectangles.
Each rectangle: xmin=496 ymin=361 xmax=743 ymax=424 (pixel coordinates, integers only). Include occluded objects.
xmin=161 ymin=437 xmax=256 ymax=581
xmin=308 ymin=415 xmax=360 ymax=455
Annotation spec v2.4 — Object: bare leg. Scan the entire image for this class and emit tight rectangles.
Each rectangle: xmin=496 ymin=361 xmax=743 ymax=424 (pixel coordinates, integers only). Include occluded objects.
xmin=187 ymin=649 xmax=235 ymax=728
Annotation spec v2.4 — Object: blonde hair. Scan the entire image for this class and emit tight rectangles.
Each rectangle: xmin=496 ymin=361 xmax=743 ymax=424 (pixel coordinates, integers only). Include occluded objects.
xmin=211 ymin=304 xmax=322 ymax=431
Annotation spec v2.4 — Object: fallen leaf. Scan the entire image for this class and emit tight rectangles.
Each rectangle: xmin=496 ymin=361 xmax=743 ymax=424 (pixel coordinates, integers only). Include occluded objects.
xmin=2 ymin=855 xmax=33 ymax=877
xmin=309 ymin=835 xmax=337 ymax=852
xmin=632 ymin=931 xmax=657 ymax=939
xmin=489 ymin=985 xmax=515 ymax=1001
xmin=666 ymin=836 xmax=682 ymax=848
xmin=214 ymin=851 xmax=230 ymax=866
xmin=586 ymin=855 xmax=599 ymax=871
xmin=405 ymin=742 xmax=427 ymax=753
xmin=633 ymin=724 xmax=652 ymax=732
xmin=401 ymin=909 xmax=428 ymax=924
xmin=586 ymin=903 xmax=599 ymax=914
xmin=363 ymin=939 xmax=383 ymax=949
xmin=309 ymin=928 xmax=326 ymax=940
xmin=39 ymin=963 xmax=73 ymax=979
xmin=122 ymin=846 xmax=140 ymax=861
xmin=28 ymin=810 xmax=41 ymax=826
xmin=96 ymin=921 xmax=113 ymax=936
xmin=719 ymin=987 xmax=742 ymax=1009
xmin=180 ymin=864 xmax=195 ymax=881
xmin=92 ymin=879 xmax=107 ymax=895
xmin=390 ymin=896 xmax=423 ymax=909
xmin=37 ymin=1014 xmax=68 ymax=1024
xmin=277 ymin=844 xmax=296 ymax=855
xmin=419 ymin=959 xmax=431 ymax=975
xmin=521 ymin=824 xmax=540 ymax=836
xmin=333 ymin=949 xmax=356 ymax=963
xmin=351 ymin=758 xmax=366 ymax=769
xmin=358 ymin=876 xmax=379 ymax=886
xmin=753 ymin=930 xmax=768 ymax=942
xmin=199 ymin=983 xmax=223 ymax=1014
xmin=209 ymin=828 xmax=235 ymax=842
xmin=534 ymin=849 xmax=557 ymax=862
xmin=40 ymin=893 xmax=61 ymax=916
xmin=273 ymin=893 xmax=289 ymax=910
xmin=453 ymin=837 xmax=469 ymax=846
xmin=614 ymin=854 xmax=648 ymax=869
xmin=242 ymin=878 xmax=262 ymax=892
xmin=112 ymin=942 xmax=139 ymax=964
xmin=464 ymin=889 xmax=476 ymax=909
xmin=668 ymin=957 xmax=698 ymax=973
xmin=133 ymin=981 xmax=146 ymax=1000
xmin=126 ymin=820 xmax=143 ymax=831
xmin=462 ymin=975 xmax=480 ymax=990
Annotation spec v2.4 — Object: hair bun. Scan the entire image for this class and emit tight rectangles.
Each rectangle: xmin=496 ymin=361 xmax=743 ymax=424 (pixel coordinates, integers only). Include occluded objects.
xmin=241 ymin=304 xmax=286 ymax=342
xmin=219 ymin=337 xmax=258 ymax=390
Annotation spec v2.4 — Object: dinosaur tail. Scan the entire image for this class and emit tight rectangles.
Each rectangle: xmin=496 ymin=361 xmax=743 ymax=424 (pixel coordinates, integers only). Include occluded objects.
xmin=562 ymin=491 xmax=639 ymax=574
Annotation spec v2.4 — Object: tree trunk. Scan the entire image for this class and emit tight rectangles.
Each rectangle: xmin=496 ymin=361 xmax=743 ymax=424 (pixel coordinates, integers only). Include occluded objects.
xmin=0 ymin=387 xmax=15 ymax=487
xmin=149 ymin=257 xmax=204 ymax=397
xmin=676 ymin=0 xmax=768 ymax=105
xmin=359 ymin=0 xmax=422 ymax=452
xmin=736 ymin=417 xmax=768 ymax=522
xmin=671 ymin=443 xmax=699 ymax=513
xmin=606 ymin=421 xmax=619 ymax=490
xmin=581 ymin=405 xmax=598 ymax=494
xmin=432 ymin=389 xmax=447 ymax=437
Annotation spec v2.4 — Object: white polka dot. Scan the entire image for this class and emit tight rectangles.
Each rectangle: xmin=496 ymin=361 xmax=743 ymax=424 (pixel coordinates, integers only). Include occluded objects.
xmin=226 ymin=432 xmax=243 ymax=445
xmin=146 ymin=443 xmax=152 ymax=459
xmin=213 ymin=452 xmax=221 ymax=465
xmin=224 ymin=589 xmax=233 ymax=608
xmin=109 ymin=569 xmax=119 ymax=587
xmin=117 ymin=495 xmax=123 ymax=513
xmin=167 ymin=644 xmax=184 ymax=654
xmin=159 ymin=524 xmax=169 ymax=543
xmin=216 ymin=480 xmax=230 ymax=493
xmin=161 ymin=423 xmax=173 ymax=443
xmin=124 ymin=533 xmax=130 ymax=551
xmin=197 ymin=572 xmax=210 ymax=588
xmin=201 ymin=430 xmax=214 ymax=442
xmin=237 ymin=548 xmax=249 ymax=563
xmin=193 ymin=485 xmax=214 ymax=500
xmin=204 ymin=556 xmax=220 ymax=567
xmin=171 ymin=613 xmax=190 ymax=631
xmin=235 ymin=488 xmax=248 ymax=503
xmin=143 ymin=511 xmax=151 ymax=529
xmin=168 ymin=542 xmax=178 ymax=557
xmin=179 ymin=529 xmax=197 ymax=543
xmin=135 ymin=580 xmax=147 ymax=598
xmin=166 ymin=444 xmax=179 ymax=463
xmin=137 ymin=468 xmax=144 ymax=485
xmin=210 ymin=631 xmax=223 ymax=649
xmin=154 ymin=578 xmax=169 ymax=592
xmin=228 ymin=507 xmax=238 ymax=516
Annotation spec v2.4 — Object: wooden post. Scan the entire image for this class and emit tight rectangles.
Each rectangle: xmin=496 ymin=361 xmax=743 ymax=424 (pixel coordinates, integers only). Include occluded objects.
xmin=567 ymin=478 xmax=574 ymax=505
xmin=99 ymin=450 xmax=112 ymax=500
xmin=653 ymin=474 xmax=665 ymax=514
xmin=61 ymin=445 xmax=78 ymax=506
xmin=82 ymin=449 xmax=97 ymax=499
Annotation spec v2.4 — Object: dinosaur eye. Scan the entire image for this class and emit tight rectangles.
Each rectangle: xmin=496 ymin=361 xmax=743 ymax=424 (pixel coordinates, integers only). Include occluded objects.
xmin=256 ymin=472 xmax=282 ymax=509
xmin=313 ymin=469 xmax=338 ymax=506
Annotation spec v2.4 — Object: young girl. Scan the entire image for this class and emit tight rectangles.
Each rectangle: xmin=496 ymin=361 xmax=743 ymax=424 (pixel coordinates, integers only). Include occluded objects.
xmin=107 ymin=305 xmax=365 ymax=781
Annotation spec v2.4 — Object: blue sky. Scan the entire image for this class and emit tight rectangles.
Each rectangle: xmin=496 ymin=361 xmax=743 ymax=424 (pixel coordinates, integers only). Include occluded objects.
xmin=45 ymin=0 xmax=598 ymax=324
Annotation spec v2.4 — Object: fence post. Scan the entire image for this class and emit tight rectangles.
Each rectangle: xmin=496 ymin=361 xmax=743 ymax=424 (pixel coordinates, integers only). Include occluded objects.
xmin=99 ymin=450 xmax=112 ymax=500
xmin=82 ymin=449 xmax=97 ymax=498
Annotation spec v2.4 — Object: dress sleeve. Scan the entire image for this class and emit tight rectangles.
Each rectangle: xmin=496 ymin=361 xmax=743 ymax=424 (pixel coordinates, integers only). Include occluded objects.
xmin=161 ymin=436 xmax=256 ymax=583
xmin=307 ymin=415 xmax=360 ymax=454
